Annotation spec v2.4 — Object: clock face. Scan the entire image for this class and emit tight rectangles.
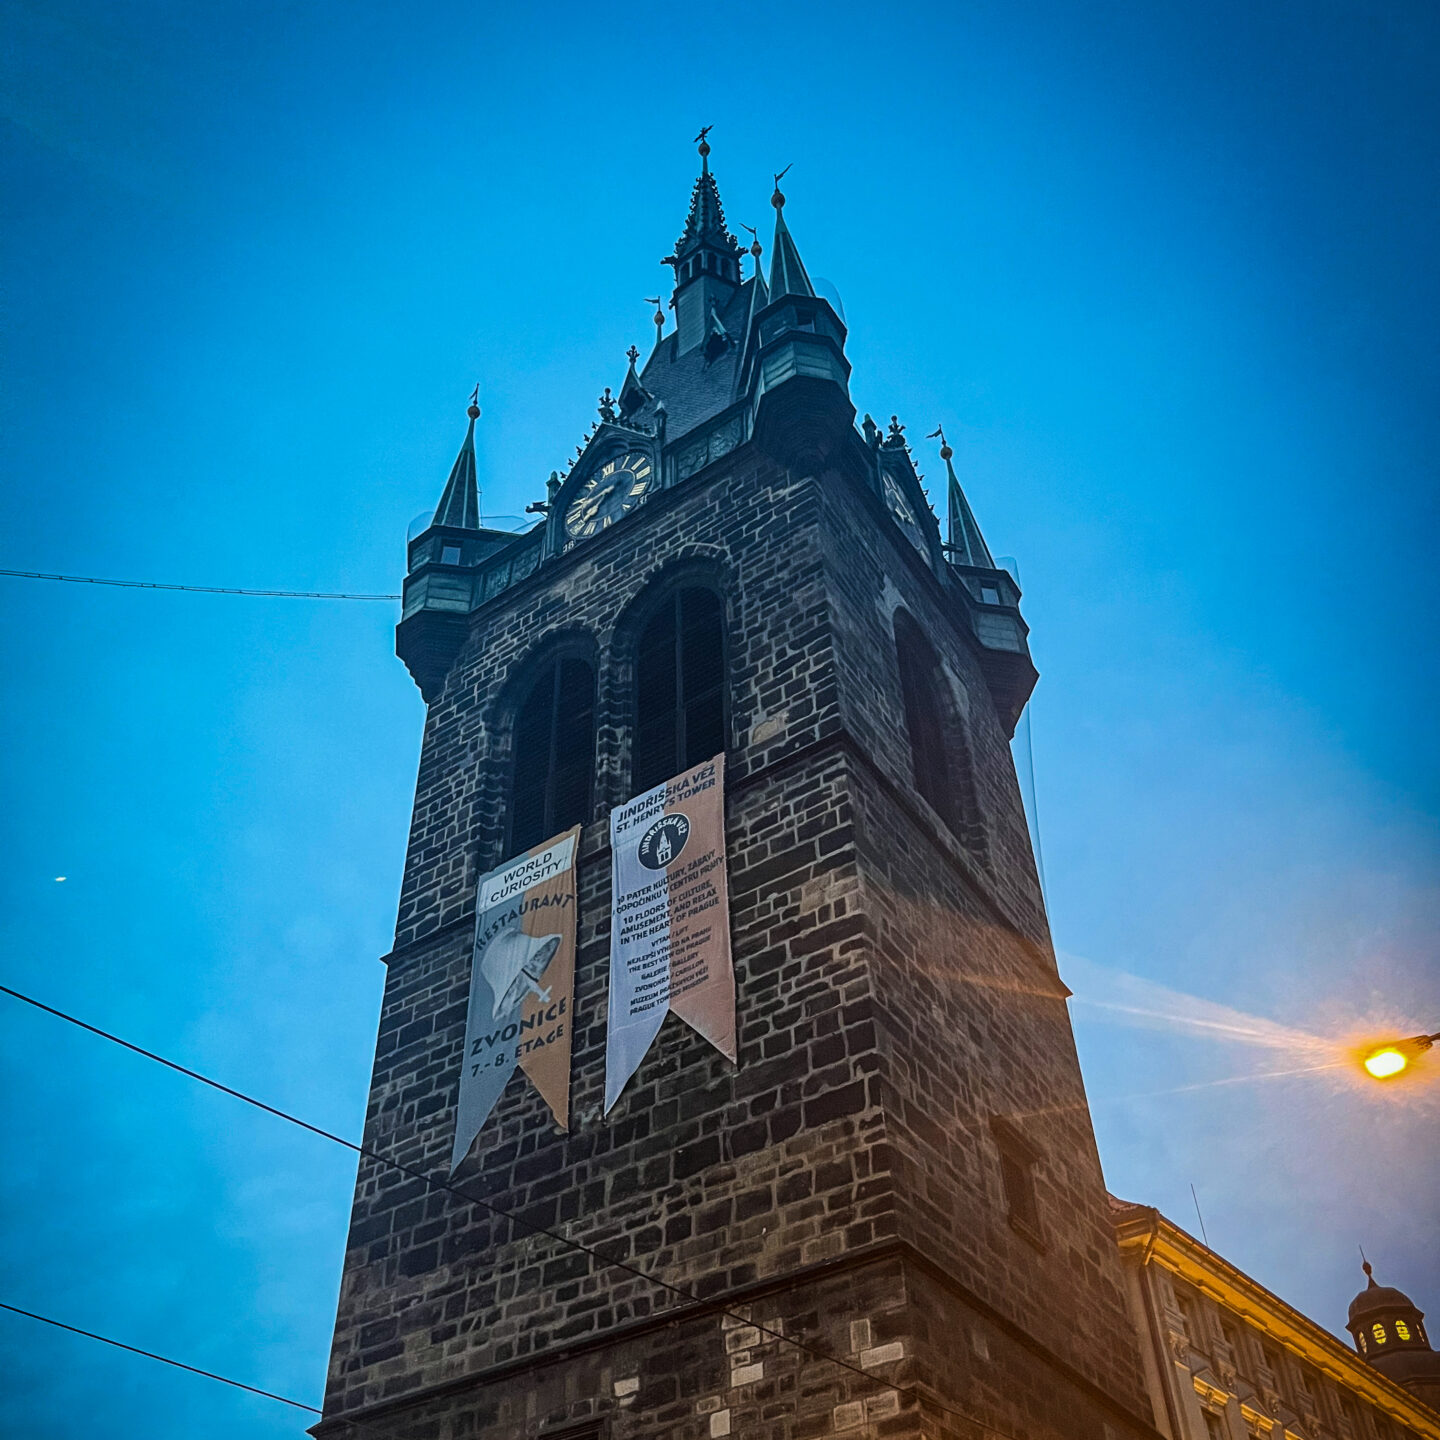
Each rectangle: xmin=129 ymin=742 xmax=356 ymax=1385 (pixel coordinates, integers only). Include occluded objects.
xmin=564 ymin=452 xmax=653 ymax=540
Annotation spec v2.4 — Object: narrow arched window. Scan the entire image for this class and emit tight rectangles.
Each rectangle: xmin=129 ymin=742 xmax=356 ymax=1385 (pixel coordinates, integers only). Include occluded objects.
xmin=633 ymin=587 xmax=725 ymax=793
xmin=894 ymin=610 xmax=981 ymax=851
xmin=1396 ymin=1320 xmax=1411 ymax=1341
xmin=509 ymin=656 xmax=594 ymax=853
xmin=1372 ymin=1323 xmax=1387 ymax=1345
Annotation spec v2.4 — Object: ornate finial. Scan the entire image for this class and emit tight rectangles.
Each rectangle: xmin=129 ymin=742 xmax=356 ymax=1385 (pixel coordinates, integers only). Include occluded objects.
xmin=694 ymin=124 xmax=713 ymax=162
xmin=771 ymin=162 xmax=793 ymax=209
xmin=885 ymin=415 xmax=907 ymax=448
xmin=645 ymin=296 xmax=664 ymax=342
xmin=626 ymin=344 xmax=640 ymax=366
xmin=598 ymin=388 xmax=617 ymax=422
xmin=927 ymin=424 xmax=952 ymax=461
xmin=467 ymin=384 xmax=481 ymax=421
xmin=740 ymin=222 xmax=763 ymax=276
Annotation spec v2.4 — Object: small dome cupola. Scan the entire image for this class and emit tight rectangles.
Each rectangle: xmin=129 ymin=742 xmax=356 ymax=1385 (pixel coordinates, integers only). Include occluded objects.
xmin=1345 ymin=1260 xmax=1440 ymax=1406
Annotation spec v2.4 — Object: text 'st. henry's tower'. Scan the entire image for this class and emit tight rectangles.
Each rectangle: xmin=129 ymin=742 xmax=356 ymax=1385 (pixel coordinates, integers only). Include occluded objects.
xmin=317 ymin=136 xmax=1159 ymax=1440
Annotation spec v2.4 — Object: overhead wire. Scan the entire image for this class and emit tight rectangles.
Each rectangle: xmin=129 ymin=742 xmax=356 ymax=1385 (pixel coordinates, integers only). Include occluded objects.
xmin=0 ymin=568 xmax=400 ymax=601
xmin=0 ymin=1299 xmax=320 ymax=1415
xmin=0 ymin=980 xmax=1035 ymax=1440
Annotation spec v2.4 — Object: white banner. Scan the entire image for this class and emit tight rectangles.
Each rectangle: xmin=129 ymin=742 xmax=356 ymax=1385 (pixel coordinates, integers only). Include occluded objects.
xmin=451 ymin=827 xmax=579 ymax=1172
xmin=605 ymin=755 xmax=734 ymax=1112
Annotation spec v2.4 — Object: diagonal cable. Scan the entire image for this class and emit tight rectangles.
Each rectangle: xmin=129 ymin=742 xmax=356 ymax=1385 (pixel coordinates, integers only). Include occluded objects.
xmin=0 ymin=980 xmax=1025 ymax=1439
xmin=0 ymin=1298 xmax=320 ymax=1413
xmin=0 ymin=568 xmax=399 ymax=600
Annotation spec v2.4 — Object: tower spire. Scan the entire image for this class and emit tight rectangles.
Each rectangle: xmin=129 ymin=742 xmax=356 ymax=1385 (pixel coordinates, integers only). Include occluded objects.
xmin=931 ymin=426 xmax=994 ymax=568
xmin=664 ymin=130 xmax=743 ymax=354
xmin=432 ymin=389 xmax=481 ymax=530
xmin=767 ymin=167 xmax=815 ymax=301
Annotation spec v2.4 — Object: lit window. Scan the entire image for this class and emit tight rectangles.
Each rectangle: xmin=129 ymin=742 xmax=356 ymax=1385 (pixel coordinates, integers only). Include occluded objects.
xmin=633 ymin=587 xmax=725 ymax=793
xmin=1395 ymin=1320 xmax=1411 ymax=1341
xmin=440 ymin=544 xmax=462 ymax=565
xmin=509 ymin=656 xmax=594 ymax=854
xmin=1372 ymin=1323 xmax=1387 ymax=1344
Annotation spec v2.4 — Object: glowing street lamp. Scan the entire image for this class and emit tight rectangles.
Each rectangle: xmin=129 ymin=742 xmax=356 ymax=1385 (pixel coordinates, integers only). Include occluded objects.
xmin=1361 ymin=1032 xmax=1438 ymax=1080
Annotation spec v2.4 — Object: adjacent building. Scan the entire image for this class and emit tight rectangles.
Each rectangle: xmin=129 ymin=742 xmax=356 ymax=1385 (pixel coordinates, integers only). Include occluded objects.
xmin=1111 ymin=1199 xmax=1440 ymax=1440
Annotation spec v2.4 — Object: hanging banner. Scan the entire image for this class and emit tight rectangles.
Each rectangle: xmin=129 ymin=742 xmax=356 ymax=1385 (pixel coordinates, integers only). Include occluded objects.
xmin=450 ymin=826 xmax=580 ymax=1172
xmin=605 ymin=754 xmax=734 ymax=1113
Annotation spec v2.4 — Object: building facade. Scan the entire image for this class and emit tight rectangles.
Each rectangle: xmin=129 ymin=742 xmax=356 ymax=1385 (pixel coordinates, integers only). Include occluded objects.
xmin=1111 ymin=1200 xmax=1440 ymax=1440
xmin=316 ymin=139 xmax=1162 ymax=1440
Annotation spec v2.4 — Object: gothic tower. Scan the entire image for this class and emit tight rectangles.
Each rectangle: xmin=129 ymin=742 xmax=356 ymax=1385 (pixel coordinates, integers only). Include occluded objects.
xmin=318 ymin=139 xmax=1158 ymax=1440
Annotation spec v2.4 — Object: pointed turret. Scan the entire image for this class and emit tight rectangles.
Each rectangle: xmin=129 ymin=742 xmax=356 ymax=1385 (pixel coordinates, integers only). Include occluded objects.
xmin=735 ymin=260 xmax=769 ymax=395
xmin=767 ymin=172 xmax=816 ymax=301
xmin=745 ymin=174 xmax=853 ymax=466
xmin=432 ymin=394 xmax=481 ymax=530
xmin=665 ymin=129 xmax=743 ymax=355
xmin=938 ymin=431 xmax=994 ymax=568
xmin=618 ymin=345 xmax=650 ymax=419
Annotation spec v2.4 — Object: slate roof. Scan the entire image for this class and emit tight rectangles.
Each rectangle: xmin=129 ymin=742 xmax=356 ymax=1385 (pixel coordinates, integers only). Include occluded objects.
xmin=632 ymin=276 xmax=759 ymax=442
xmin=432 ymin=410 xmax=480 ymax=529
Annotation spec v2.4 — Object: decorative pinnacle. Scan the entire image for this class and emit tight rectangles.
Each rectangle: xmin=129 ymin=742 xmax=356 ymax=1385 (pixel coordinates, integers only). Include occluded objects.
xmin=467 ymin=384 xmax=481 ymax=421
xmin=626 ymin=344 xmax=640 ymax=365
xmin=927 ymin=424 xmax=952 ymax=461
xmin=598 ymin=387 xmax=617 ymax=422
xmin=740 ymin=222 xmax=763 ymax=273
xmin=771 ymin=163 xmax=793 ymax=209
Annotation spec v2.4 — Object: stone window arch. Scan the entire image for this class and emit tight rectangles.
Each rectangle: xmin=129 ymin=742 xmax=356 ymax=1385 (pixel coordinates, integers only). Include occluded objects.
xmin=894 ymin=609 xmax=984 ymax=855
xmin=632 ymin=584 xmax=727 ymax=794
xmin=507 ymin=651 xmax=595 ymax=855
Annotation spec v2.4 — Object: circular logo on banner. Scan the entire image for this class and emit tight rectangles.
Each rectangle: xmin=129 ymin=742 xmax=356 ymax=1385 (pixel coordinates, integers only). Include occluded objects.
xmin=638 ymin=813 xmax=691 ymax=870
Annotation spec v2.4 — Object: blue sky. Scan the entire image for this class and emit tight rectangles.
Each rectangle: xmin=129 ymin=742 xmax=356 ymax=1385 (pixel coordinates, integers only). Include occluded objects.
xmin=2 ymin=1 xmax=1437 ymax=1433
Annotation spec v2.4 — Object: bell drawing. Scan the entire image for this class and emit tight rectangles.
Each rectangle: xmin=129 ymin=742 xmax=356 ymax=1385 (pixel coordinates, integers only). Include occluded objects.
xmin=479 ymin=927 xmax=562 ymax=1018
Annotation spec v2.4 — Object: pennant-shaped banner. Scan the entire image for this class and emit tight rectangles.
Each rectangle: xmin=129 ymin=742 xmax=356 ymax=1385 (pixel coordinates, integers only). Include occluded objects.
xmin=451 ymin=826 xmax=579 ymax=1172
xmin=605 ymin=755 xmax=735 ymax=1112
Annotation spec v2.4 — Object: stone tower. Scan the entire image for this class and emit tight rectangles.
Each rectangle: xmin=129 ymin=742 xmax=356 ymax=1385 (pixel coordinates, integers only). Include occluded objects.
xmin=317 ymin=139 xmax=1159 ymax=1440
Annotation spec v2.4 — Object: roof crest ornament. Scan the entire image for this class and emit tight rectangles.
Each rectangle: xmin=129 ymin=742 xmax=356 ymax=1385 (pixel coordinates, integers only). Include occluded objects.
xmin=740 ymin=222 xmax=763 ymax=278
xmin=771 ymin=163 xmax=793 ymax=208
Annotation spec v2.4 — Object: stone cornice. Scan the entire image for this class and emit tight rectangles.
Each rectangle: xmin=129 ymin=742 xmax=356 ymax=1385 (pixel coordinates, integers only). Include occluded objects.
xmin=1113 ymin=1206 xmax=1440 ymax=1437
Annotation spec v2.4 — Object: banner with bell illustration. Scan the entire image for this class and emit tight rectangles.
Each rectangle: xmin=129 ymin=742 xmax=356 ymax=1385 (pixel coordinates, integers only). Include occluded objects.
xmin=451 ymin=826 xmax=579 ymax=1172
xmin=605 ymin=755 xmax=734 ymax=1112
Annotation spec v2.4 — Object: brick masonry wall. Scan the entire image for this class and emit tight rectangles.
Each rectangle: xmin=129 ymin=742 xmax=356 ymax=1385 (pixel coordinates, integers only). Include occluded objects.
xmin=320 ymin=445 xmax=1156 ymax=1438
xmin=812 ymin=469 xmax=1151 ymax=1411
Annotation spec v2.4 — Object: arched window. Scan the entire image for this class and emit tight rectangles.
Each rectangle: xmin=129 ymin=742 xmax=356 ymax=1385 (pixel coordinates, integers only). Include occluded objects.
xmin=509 ymin=655 xmax=594 ymax=854
xmin=1372 ymin=1323 xmax=1387 ymax=1345
xmin=1396 ymin=1320 xmax=1411 ymax=1341
xmin=633 ymin=587 xmax=725 ymax=793
xmin=894 ymin=610 xmax=981 ymax=849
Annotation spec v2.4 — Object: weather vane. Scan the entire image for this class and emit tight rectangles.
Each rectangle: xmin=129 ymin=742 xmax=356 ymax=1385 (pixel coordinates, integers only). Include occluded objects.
xmin=694 ymin=125 xmax=713 ymax=147
xmin=926 ymin=424 xmax=952 ymax=460
xmin=645 ymin=296 xmax=664 ymax=345
xmin=771 ymin=163 xmax=793 ymax=208
xmin=740 ymin=223 xmax=762 ymax=277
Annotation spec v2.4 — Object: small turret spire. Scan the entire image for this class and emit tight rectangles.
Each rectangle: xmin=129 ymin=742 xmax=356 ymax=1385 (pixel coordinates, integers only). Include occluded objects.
xmin=929 ymin=426 xmax=994 ymax=569
xmin=432 ymin=388 xmax=481 ymax=530
xmin=768 ymin=166 xmax=816 ymax=301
